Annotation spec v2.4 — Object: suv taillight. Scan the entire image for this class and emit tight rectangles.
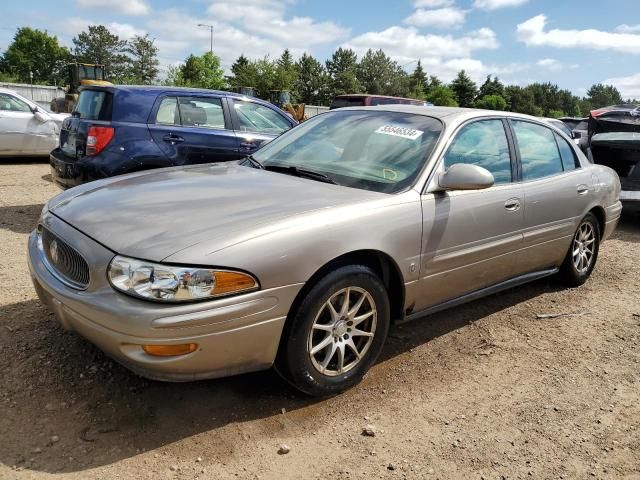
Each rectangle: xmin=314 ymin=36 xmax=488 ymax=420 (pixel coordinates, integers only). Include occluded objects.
xmin=86 ymin=126 xmax=114 ymax=156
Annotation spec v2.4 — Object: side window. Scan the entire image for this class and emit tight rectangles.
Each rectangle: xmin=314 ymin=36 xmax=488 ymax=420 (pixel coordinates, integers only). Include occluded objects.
xmin=177 ymin=96 xmax=226 ymax=129
xmin=0 ymin=93 xmax=32 ymax=112
xmin=156 ymin=97 xmax=179 ymax=125
xmin=555 ymin=133 xmax=579 ymax=171
xmin=443 ymin=119 xmax=512 ymax=184
xmin=234 ymin=101 xmax=292 ymax=134
xmin=512 ymin=120 xmax=564 ymax=181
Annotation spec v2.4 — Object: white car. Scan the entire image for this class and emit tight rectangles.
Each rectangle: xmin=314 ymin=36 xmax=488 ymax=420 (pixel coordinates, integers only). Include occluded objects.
xmin=0 ymin=87 xmax=69 ymax=157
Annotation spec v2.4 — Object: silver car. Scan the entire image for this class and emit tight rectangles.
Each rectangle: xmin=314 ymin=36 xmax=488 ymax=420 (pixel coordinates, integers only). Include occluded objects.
xmin=28 ymin=106 xmax=622 ymax=396
xmin=0 ymin=87 xmax=69 ymax=156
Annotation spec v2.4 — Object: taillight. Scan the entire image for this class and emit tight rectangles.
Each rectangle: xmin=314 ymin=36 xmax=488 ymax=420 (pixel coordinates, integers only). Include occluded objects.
xmin=86 ymin=126 xmax=114 ymax=156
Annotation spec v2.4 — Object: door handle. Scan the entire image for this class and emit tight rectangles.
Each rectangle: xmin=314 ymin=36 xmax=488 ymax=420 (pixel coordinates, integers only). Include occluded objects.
xmin=577 ymin=185 xmax=589 ymax=195
xmin=504 ymin=198 xmax=521 ymax=211
xmin=240 ymin=141 xmax=256 ymax=150
xmin=163 ymin=133 xmax=184 ymax=143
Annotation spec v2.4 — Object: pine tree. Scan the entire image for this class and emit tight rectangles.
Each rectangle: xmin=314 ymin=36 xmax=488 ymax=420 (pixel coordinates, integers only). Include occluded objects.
xmin=449 ymin=70 xmax=478 ymax=108
xmin=325 ymin=47 xmax=361 ymax=97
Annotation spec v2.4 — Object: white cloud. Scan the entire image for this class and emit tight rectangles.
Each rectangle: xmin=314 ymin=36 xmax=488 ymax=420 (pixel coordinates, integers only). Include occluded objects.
xmin=343 ymin=27 xmax=498 ymax=61
xmin=603 ymin=72 xmax=640 ymax=99
xmin=413 ymin=0 xmax=454 ymax=6
xmin=518 ymin=15 xmax=640 ymax=54
xmin=536 ymin=58 xmax=578 ymax=72
xmin=61 ymin=18 xmax=145 ymax=41
xmin=76 ymin=0 xmax=150 ymax=16
xmin=615 ymin=24 xmax=640 ymax=34
xmin=421 ymin=57 xmax=527 ymax=82
xmin=404 ymin=7 xmax=466 ymax=28
xmin=206 ymin=0 xmax=348 ymax=48
xmin=473 ymin=0 xmax=528 ymax=10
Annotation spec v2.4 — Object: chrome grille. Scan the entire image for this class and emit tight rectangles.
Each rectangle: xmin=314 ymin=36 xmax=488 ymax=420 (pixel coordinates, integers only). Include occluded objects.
xmin=40 ymin=227 xmax=90 ymax=289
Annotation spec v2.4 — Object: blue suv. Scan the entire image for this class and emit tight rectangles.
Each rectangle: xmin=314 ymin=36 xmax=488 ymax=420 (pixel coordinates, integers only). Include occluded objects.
xmin=50 ymin=86 xmax=297 ymax=189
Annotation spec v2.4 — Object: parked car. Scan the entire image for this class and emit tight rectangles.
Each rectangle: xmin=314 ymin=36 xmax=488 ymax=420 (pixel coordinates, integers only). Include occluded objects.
xmin=543 ymin=117 xmax=579 ymax=145
xmin=0 ymin=87 xmax=69 ymax=157
xmin=559 ymin=117 xmax=589 ymax=152
xmin=587 ymin=108 xmax=640 ymax=212
xmin=29 ymin=106 xmax=621 ymax=396
xmin=330 ymin=94 xmax=428 ymax=109
xmin=49 ymin=86 xmax=297 ymax=189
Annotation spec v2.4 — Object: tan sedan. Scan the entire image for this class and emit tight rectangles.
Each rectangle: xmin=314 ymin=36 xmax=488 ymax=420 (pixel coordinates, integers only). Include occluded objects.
xmin=28 ymin=106 xmax=621 ymax=396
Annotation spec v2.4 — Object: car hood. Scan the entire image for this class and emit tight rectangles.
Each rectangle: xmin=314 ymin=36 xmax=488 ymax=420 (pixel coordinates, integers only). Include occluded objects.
xmin=50 ymin=163 xmax=383 ymax=261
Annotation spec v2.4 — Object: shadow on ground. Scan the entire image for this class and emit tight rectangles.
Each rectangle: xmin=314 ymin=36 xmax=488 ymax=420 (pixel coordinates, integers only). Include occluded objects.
xmin=0 ymin=203 xmax=44 ymax=234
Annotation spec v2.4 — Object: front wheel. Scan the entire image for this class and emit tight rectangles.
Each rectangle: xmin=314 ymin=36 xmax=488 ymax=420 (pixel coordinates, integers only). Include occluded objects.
xmin=560 ymin=212 xmax=600 ymax=287
xmin=276 ymin=265 xmax=390 ymax=397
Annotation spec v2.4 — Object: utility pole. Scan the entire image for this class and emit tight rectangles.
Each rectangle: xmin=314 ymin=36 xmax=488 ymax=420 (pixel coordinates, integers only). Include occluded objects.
xmin=197 ymin=24 xmax=214 ymax=54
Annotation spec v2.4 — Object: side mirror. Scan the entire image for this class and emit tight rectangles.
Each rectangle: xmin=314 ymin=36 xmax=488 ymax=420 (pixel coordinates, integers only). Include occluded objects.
xmin=34 ymin=110 xmax=49 ymax=123
xmin=438 ymin=163 xmax=495 ymax=191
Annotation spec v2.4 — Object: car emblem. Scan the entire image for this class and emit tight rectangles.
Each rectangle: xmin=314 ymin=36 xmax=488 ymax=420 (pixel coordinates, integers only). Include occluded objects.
xmin=50 ymin=240 xmax=59 ymax=264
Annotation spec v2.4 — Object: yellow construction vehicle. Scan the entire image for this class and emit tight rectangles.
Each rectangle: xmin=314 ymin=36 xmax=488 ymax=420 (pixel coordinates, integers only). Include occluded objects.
xmin=270 ymin=90 xmax=306 ymax=122
xmin=50 ymin=63 xmax=113 ymax=113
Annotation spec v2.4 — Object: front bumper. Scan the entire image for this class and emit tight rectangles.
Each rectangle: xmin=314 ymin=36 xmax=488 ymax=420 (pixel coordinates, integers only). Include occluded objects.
xmin=28 ymin=213 xmax=302 ymax=381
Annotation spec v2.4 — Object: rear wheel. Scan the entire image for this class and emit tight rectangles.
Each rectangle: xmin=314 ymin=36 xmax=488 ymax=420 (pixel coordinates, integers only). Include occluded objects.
xmin=560 ymin=212 xmax=600 ymax=286
xmin=276 ymin=265 xmax=390 ymax=396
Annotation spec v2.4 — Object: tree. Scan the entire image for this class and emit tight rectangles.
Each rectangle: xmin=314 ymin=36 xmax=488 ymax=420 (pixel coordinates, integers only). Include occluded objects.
xmin=326 ymin=47 xmax=361 ymax=97
xmin=426 ymin=85 xmax=458 ymax=107
xmin=450 ymin=70 xmax=478 ymax=108
xmin=227 ymin=54 xmax=259 ymax=91
xmin=1 ymin=27 xmax=70 ymax=85
xmin=274 ymin=49 xmax=298 ymax=97
xmin=254 ymin=56 xmax=277 ymax=99
xmin=586 ymin=83 xmax=623 ymax=109
xmin=72 ymin=25 xmax=130 ymax=83
xmin=179 ymin=52 xmax=225 ymax=90
xmin=475 ymin=94 xmax=507 ymax=111
xmin=477 ymin=75 xmax=504 ymax=99
xmin=504 ymin=85 xmax=542 ymax=116
xmin=125 ymin=34 xmax=159 ymax=84
xmin=357 ymin=49 xmax=395 ymax=95
xmin=410 ymin=60 xmax=428 ymax=99
xmin=295 ymin=53 xmax=328 ymax=105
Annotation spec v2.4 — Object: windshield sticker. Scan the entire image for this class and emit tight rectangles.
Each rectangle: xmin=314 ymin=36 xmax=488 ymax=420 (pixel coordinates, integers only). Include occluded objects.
xmin=375 ymin=125 xmax=423 ymax=140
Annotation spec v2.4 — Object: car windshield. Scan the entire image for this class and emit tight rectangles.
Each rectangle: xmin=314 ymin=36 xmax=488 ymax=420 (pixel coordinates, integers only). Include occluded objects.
xmin=252 ymin=110 xmax=442 ymax=193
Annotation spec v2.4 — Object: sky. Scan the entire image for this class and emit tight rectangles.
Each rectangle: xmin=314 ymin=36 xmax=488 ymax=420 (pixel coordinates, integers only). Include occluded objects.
xmin=2 ymin=0 xmax=640 ymax=98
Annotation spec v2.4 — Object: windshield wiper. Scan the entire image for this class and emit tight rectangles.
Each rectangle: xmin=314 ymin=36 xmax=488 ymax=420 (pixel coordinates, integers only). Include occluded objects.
xmin=264 ymin=165 xmax=339 ymax=185
xmin=242 ymin=154 xmax=264 ymax=169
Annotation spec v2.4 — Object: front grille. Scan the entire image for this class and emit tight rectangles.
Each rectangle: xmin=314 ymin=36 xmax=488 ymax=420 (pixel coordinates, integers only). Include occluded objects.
xmin=41 ymin=227 xmax=90 ymax=289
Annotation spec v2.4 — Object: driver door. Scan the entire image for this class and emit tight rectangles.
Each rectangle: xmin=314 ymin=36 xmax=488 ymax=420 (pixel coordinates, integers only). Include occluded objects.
xmin=415 ymin=118 xmax=525 ymax=311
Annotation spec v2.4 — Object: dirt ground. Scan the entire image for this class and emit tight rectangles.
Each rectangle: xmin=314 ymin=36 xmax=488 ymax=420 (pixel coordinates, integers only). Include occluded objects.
xmin=1 ymin=159 xmax=639 ymax=480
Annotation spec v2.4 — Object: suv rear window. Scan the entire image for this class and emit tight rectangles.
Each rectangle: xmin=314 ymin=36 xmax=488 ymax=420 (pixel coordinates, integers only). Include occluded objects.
xmin=74 ymin=90 xmax=112 ymax=120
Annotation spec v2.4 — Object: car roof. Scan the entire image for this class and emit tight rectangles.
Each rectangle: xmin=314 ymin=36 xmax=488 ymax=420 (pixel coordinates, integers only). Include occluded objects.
xmin=337 ymin=104 xmax=544 ymax=123
xmin=83 ymin=84 xmax=252 ymax=99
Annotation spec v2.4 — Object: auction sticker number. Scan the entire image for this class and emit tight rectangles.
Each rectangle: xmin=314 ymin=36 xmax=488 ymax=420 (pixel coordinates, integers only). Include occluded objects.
xmin=375 ymin=125 xmax=423 ymax=140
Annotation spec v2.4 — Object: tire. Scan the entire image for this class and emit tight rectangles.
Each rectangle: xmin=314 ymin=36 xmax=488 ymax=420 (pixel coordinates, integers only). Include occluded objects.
xmin=560 ymin=212 xmax=600 ymax=287
xmin=276 ymin=265 xmax=390 ymax=397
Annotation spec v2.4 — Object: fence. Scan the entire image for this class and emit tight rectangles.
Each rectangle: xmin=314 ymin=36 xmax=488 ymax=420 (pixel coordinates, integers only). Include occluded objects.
xmin=0 ymin=82 xmax=65 ymax=109
xmin=305 ymin=105 xmax=329 ymax=117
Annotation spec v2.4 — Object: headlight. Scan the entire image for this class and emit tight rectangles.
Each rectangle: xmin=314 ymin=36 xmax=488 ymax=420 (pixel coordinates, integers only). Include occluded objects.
xmin=108 ymin=256 xmax=258 ymax=302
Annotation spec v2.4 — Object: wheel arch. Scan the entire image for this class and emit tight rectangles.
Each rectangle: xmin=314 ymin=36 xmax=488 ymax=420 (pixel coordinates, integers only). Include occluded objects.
xmin=285 ymin=249 xmax=406 ymax=328
xmin=588 ymin=206 xmax=606 ymax=239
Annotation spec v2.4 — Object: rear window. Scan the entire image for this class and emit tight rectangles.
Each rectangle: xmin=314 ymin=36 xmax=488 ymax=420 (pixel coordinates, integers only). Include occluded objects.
xmin=330 ymin=97 xmax=365 ymax=109
xmin=370 ymin=97 xmax=424 ymax=106
xmin=74 ymin=90 xmax=112 ymax=120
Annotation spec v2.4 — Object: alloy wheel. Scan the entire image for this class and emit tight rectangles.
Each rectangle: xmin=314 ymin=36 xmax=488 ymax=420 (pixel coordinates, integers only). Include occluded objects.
xmin=307 ymin=287 xmax=377 ymax=376
xmin=572 ymin=221 xmax=596 ymax=274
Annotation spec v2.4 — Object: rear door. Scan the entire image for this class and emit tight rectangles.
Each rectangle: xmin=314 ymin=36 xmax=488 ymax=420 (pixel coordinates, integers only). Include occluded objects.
xmin=148 ymin=94 xmax=240 ymax=166
xmin=509 ymin=119 xmax=593 ymax=271
xmin=228 ymin=98 xmax=295 ymax=155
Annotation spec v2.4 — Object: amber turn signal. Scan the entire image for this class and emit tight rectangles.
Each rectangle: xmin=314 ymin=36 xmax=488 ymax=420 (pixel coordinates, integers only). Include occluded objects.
xmin=214 ymin=271 xmax=258 ymax=295
xmin=142 ymin=343 xmax=198 ymax=357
